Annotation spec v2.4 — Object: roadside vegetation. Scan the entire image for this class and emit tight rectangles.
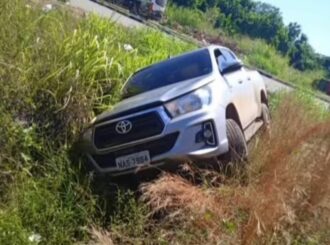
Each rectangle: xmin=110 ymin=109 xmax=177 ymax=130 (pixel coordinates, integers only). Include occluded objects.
xmin=0 ymin=1 xmax=191 ymax=244
xmin=166 ymin=2 xmax=328 ymax=90
xmin=0 ymin=0 xmax=329 ymax=244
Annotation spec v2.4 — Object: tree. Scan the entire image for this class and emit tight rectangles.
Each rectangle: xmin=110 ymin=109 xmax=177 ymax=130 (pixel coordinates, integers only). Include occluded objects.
xmin=290 ymin=34 xmax=319 ymax=71
xmin=274 ymin=27 xmax=290 ymax=55
xmin=170 ymin=0 xmax=323 ymax=72
xmin=288 ymin=22 xmax=301 ymax=42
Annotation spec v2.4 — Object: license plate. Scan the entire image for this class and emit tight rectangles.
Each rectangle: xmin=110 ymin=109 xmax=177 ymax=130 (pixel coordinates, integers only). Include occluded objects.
xmin=116 ymin=151 xmax=151 ymax=169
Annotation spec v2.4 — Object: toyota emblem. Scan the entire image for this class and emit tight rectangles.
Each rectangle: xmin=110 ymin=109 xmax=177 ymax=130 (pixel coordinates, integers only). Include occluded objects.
xmin=115 ymin=120 xmax=133 ymax=134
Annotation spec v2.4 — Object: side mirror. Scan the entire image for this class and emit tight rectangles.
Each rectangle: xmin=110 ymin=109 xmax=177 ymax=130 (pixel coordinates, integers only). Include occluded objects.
xmin=221 ymin=61 xmax=243 ymax=74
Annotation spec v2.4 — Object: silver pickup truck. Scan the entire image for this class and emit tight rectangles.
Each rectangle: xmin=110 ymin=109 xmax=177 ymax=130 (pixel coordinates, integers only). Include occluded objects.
xmin=80 ymin=45 xmax=270 ymax=176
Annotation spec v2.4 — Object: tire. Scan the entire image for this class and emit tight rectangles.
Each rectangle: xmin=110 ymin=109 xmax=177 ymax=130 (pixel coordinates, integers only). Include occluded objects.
xmin=261 ymin=103 xmax=271 ymax=132
xmin=224 ymin=119 xmax=248 ymax=163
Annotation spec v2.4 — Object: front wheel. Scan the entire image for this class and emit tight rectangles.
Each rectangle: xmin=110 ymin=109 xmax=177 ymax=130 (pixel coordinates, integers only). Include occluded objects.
xmin=223 ymin=119 xmax=248 ymax=163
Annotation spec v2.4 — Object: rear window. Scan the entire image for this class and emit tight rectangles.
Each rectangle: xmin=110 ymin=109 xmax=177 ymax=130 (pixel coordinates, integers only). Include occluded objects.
xmin=123 ymin=49 xmax=212 ymax=98
xmin=155 ymin=0 xmax=167 ymax=7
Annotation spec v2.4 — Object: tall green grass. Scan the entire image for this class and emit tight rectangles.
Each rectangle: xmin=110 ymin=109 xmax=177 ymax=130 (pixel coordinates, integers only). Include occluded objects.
xmin=0 ymin=0 xmax=192 ymax=244
xmin=166 ymin=4 xmax=221 ymax=36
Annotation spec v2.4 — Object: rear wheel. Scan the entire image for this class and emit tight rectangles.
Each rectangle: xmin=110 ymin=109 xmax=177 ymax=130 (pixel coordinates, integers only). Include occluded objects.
xmin=261 ymin=103 xmax=271 ymax=133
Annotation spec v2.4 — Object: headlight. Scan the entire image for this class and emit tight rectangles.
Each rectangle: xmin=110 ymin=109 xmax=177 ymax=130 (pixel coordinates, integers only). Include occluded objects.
xmin=165 ymin=86 xmax=212 ymax=118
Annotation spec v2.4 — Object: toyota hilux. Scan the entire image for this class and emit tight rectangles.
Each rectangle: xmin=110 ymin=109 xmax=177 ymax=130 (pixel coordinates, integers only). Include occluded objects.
xmin=79 ymin=45 xmax=270 ymax=176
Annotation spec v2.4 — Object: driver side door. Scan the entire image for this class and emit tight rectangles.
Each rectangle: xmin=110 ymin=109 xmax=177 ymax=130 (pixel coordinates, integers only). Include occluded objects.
xmin=217 ymin=48 xmax=258 ymax=129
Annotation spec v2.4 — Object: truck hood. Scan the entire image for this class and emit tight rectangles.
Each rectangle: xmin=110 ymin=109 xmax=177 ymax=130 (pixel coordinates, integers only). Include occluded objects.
xmin=95 ymin=73 xmax=215 ymax=123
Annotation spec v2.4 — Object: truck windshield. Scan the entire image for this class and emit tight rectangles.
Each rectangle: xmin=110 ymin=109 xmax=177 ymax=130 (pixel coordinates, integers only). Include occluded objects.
xmin=123 ymin=49 xmax=212 ymax=98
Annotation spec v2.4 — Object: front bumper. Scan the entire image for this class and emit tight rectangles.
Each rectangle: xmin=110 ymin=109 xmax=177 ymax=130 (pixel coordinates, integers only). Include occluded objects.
xmin=80 ymin=105 xmax=229 ymax=176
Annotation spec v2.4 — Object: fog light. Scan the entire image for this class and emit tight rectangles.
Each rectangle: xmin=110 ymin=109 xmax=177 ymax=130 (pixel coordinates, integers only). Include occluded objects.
xmin=203 ymin=121 xmax=216 ymax=146
xmin=195 ymin=121 xmax=217 ymax=146
xmin=203 ymin=129 xmax=213 ymax=139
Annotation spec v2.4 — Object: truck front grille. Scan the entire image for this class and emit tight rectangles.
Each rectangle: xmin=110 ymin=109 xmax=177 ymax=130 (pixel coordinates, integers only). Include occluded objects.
xmin=93 ymin=112 xmax=164 ymax=149
xmin=92 ymin=132 xmax=179 ymax=169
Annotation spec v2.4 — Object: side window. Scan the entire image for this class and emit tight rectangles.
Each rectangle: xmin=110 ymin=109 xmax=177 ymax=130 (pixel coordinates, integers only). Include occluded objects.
xmin=214 ymin=48 xmax=241 ymax=74
xmin=220 ymin=48 xmax=237 ymax=65
xmin=214 ymin=49 xmax=226 ymax=73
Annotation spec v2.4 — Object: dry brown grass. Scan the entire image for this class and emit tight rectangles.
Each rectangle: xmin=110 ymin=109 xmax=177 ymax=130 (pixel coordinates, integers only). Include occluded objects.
xmin=140 ymin=173 xmax=236 ymax=243
xmin=87 ymin=227 xmax=114 ymax=245
xmin=242 ymin=96 xmax=330 ymax=242
xmin=140 ymin=174 xmax=222 ymax=217
xmin=139 ymin=96 xmax=330 ymax=244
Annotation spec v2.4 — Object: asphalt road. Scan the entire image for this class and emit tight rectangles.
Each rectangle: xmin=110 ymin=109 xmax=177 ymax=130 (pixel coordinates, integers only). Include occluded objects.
xmin=262 ymin=76 xmax=292 ymax=93
xmin=69 ymin=0 xmax=329 ymax=109
xmin=69 ymin=0 xmax=144 ymax=28
xmin=263 ymin=76 xmax=329 ymax=109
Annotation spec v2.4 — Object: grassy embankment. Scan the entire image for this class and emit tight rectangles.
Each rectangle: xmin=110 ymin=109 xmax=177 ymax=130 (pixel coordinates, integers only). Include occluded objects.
xmin=0 ymin=1 xmax=329 ymax=244
xmin=0 ymin=1 xmax=191 ymax=244
xmin=165 ymin=5 xmax=325 ymax=89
